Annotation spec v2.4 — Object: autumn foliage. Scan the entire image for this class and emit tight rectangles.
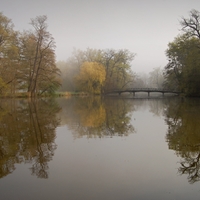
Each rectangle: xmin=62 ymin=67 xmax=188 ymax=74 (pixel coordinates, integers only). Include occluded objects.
xmin=75 ymin=62 xmax=106 ymax=94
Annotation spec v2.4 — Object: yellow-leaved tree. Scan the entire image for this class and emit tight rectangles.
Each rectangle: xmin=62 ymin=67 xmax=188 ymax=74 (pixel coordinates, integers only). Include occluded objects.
xmin=75 ymin=62 xmax=106 ymax=94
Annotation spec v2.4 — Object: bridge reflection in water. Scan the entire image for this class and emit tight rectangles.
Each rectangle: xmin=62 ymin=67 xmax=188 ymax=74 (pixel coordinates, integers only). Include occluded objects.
xmin=105 ymin=88 xmax=181 ymax=96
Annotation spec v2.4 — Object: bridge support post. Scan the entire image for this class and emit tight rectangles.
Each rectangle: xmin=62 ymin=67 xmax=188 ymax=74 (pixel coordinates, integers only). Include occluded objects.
xmin=133 ymin=92 xmax=135 ymax=96
xmin=148 ymin=92 xmax=150 ymax=97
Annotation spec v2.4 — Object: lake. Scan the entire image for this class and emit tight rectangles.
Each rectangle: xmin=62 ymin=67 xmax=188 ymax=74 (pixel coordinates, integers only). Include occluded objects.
xmin=0 ymin=96 xmax=200 ymax=200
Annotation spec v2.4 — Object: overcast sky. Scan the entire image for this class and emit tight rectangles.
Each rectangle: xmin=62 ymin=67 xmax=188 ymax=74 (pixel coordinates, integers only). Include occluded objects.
xmin=1 ymin=0 xmax=200 ymax=73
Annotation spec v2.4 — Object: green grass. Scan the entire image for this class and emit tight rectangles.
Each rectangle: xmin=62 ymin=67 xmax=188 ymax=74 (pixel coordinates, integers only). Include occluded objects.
xmin=0 ymin=91 xmax=90 ymax=98
xmin=55 ymin=91 xmax=89 ymax=97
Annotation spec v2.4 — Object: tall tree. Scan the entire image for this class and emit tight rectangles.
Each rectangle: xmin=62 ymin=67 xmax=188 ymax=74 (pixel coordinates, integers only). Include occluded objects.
xmin=0 ymin=14 xmax=60 ymax=96
xmin=26 ymin=15 xmax=60 ymax=97
xmin=164 ymin=34 xmax=200 ymax=95
xmin=164 ymin=9 xmax=200 ymax=96
xmin=0 ymin=13 xmax=19 ymax=95
xmin=100 ymin=49 xmax=135 ymax=90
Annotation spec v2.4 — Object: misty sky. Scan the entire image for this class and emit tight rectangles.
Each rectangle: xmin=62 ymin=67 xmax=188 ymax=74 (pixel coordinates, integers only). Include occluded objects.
xmin=1 ymin=0 xmax=200 ymax=73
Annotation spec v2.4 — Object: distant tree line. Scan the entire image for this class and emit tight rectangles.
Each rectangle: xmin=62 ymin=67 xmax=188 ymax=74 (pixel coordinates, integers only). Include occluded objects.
xmin=0 ymin=13 xmax=61 ymax=97
xmin=2 ymin=9 xmax=200 ymax=97
xmin=57 ymin=48 xmax=136 ymax=94
xmin=58 ymin=52 xmax=165 ymax=93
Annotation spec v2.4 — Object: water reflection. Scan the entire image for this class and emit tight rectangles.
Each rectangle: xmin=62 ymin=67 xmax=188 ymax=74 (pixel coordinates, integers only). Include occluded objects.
xmin=1 ymin=95 xmax=200 ymax=186
xmin=164 ymin=98 xmax=200 ymax=183
xmin=0 ymin=98 xmax=60 ymax=179
xmin=57 ymin=97 xmax=135 ymax=138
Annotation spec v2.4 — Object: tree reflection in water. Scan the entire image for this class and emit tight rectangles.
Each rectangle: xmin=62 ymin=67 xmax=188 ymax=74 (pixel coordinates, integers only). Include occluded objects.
xmin=3 ymin=95 xmax=199 ymax=184
xmin=58 ymin=96 xmax=135 ymax=138
xmin=0 ymin=98 xmax=60 ymax=179
xmin=164 ymin=98 xmax=200 ymax=183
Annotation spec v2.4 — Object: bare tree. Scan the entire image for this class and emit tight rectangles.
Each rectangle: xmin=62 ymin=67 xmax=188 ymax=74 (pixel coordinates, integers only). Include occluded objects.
xmin=181 ymin=9 xmax=200 ymax=39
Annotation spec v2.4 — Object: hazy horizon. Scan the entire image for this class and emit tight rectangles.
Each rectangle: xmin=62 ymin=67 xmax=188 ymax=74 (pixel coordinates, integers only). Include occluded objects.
xmin=1 ymin=0 xmax=200 ymax=73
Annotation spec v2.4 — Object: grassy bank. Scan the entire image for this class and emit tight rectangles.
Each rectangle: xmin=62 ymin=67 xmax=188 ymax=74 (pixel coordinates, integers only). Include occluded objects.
xmin=0 ymin=91 xmax=89 ymax=98
xmin=54 ymin=92 xmax=89 ymax=97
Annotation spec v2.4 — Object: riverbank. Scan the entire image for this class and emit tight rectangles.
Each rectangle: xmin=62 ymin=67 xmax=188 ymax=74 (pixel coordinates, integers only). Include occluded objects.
xmin=0 ymin=92 xmax=89 ymax=98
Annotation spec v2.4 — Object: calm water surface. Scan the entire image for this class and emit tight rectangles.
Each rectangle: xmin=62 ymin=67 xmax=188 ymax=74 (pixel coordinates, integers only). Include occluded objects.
xmin=0 ymin=96 xmax=200 ymax=200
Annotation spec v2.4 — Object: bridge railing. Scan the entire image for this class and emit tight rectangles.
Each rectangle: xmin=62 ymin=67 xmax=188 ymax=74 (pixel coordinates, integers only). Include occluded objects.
xmin=105 ymin=88 xmax=180 ymax=93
